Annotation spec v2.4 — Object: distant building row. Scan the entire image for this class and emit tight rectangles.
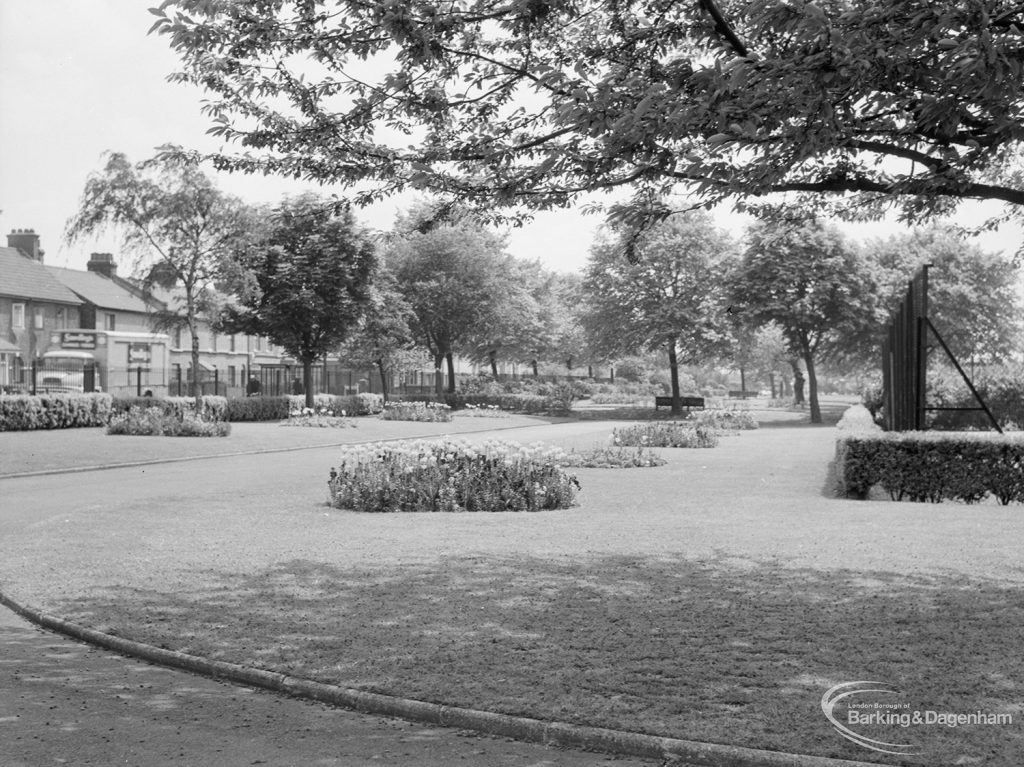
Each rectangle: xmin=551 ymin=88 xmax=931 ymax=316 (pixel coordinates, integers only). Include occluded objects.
xmin=0 ymin=229 xmax=287 ymax=395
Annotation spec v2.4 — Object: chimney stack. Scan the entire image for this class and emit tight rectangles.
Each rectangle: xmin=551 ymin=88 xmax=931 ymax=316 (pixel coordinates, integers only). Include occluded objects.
xmin=7 ymin=229 xmax=44 ymax=262
xmin=87 ymin=252 xmax=117 ymax=278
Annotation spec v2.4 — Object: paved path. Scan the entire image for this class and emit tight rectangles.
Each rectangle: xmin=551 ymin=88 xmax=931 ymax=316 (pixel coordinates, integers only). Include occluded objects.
xmin=1 ymin=420 xmax=659 ymax=767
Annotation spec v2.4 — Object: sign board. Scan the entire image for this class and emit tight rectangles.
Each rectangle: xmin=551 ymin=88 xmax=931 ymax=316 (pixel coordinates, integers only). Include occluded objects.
xmin=60 ymin=332 xmax=97 ymax=350
xmin=128 ymin=343 xmax=152 ymax=364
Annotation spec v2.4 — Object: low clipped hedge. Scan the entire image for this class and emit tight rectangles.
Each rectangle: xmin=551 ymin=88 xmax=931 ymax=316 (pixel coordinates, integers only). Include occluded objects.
xmin=0 ymin=393 xmax=114 ymax=431
xmin=835 ymin=431 xmax=1024 ymax=504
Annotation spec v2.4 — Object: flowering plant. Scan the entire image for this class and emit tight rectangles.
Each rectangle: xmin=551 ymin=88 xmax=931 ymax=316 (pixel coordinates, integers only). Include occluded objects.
xmin=328 ymin=438 xmax=579 ymax=512
xmin=282 ymin=406 xmax=352 ymax=428
xmin=613 ymin=421 xmax=719 ymax=448
xmin=380 ymin=400 xmax=453 ymax=422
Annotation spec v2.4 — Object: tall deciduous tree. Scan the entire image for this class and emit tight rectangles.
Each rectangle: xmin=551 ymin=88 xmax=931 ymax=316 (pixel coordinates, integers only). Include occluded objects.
xmin=338 ymin=266 xmax=421 ymax=403
xmin=730 ymin=217 xmax=878 ymax=423
xmin=582 ymin=212 xmax=734 ymax=414
xmin=219 ymin=194 xmax=376 ymax=407
xmin=152 ymin=1 xmax=1024 ymax=227
xmin=867 ymin=225 xmax=1023 ymax=363
xmin=388 ymin=216 xmax=512 ymax=395
xmin=64 ymin=150 xmax=250 ymax=408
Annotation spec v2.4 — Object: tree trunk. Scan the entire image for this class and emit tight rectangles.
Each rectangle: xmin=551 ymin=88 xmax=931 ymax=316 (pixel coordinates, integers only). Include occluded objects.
xmin=667 ymin=336 xmax=681 ymax=416
xmin=791 ymin=360 xmax=805 ymax=404
xmin=768 ymin=371 xmax=776 ymax=399
xmin=532 ymin=359 xmax=539 ymax=377
xmin=489 ymin=349 xmax=498 ymax=379
xmin=445 ymin=352 xmax=456 ymax=394
xmin=190 ymin=327 xmax=202 ymax=413
xmin=377 ymin=359 xmax=389 ymax=403
xmin=303 ymin=358 xmax=314 ymax=409
xmin=739 ymin=364 xmax=746 ymax=396
xmin=433 ymin=353 xmax=445 ymax=398
xmin=566 ymin=355 xmax=573 ymax=373
xmin=803 ymin=350 xmax=822 ymax=424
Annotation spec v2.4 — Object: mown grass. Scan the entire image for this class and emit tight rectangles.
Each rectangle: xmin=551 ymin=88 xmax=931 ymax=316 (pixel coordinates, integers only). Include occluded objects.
xmin=60 ymin=554 xmax=1023 ymax=766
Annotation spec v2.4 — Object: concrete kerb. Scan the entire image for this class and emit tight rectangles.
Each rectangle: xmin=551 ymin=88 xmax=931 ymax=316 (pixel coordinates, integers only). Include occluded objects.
xmin=0 ymin=420 xmax=572 ymax=480
xmin=0 ymin=591 xmax=881 ymax=767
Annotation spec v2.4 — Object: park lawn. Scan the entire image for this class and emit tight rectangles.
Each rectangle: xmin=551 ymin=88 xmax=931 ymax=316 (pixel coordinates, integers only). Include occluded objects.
xmin=55 ymin=554 xmax=1021 ymax=766
xmin=4 ymin=407 xmax=1019 ymax=766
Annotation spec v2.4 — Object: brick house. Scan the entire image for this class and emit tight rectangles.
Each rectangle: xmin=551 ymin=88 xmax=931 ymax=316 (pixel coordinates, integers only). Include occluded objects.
xmin=0 ymin=230 xmax=83 ymax=389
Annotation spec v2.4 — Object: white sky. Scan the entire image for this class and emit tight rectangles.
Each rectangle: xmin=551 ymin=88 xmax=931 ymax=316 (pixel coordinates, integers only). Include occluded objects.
xmin=1 ymin=1 xmax=1021 ymax=277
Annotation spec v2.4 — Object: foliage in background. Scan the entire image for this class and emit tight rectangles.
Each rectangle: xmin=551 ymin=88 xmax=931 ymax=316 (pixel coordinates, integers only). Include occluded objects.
xmin=583 ymin=212 xmax=734 ymax=415
xmin=730 ymin=216 xmax=878 ymax=423
xmin=64 ymin=150 xmax=250 ymax=411
xmin=692 ymin=409 xmax=759 ymax=432
xmin=327 ymin=439 xmax=579 ymax=512
xmin=867 ymin=225 xmax=1024 ymax=363
xmin=219 ymin=193 xmax=377 ymax=408
xmin=389 ymin=208 xmax=517 ymax=395
xmin=336 ymin=267 xmax=423 ymax=403
xmin=0 ymin=393 xmax=113 ymax=431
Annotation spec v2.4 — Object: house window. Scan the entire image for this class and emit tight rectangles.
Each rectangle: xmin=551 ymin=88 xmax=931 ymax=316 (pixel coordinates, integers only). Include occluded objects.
xmin=254 ymin=335 xmax=262 ymax=352
xmin=228 ymin=365 xmax=236 ymax=386
xmin=104 ymin=313 xmax=116 ymax=331
xmin=12 ymin=303 xmax=25 ymax=329
xmin=34 ymin=307 xmax=44 ymax=329
xmin=173 ymin=328 xmax=182 ymax=348
xmin=211 ymin=332 xmax=217 ymax=352
xmin=229 ymin=334 xmax=236 ymax=352
xmin=56 ymin=307 xmax=66 ymax=329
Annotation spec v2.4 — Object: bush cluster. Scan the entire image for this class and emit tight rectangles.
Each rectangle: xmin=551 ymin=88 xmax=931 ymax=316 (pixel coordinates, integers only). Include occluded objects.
xmin=107 ymin=406 xmax=231 ymax=437
xmin=0 ymin=393 xmax=113 ymax=431
xmin=404 ymin=391 xmax=555 ymax=414
xmin=835 ymin=431 xmax=1024 ymax=504
xmin=613 ymin=421 xmax=720 ymax=448
xmin=327 ymin=438 xmax=580 ymax=512
xmin=380 ymin=400 xmax=453 ymax=422
xmin=112 ymin=395 xmax=228 ymax=421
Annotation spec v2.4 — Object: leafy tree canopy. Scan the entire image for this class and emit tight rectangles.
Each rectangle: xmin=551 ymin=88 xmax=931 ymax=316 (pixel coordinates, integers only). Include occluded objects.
xmin=730 ymin=215 xmax=878 ymax=421
xmin=220 ymin=193 xmax=377 ymax=405
xmin=867 ymin=225 xmax=1024 ymax=362
xmin=151 ymin=0 xmax=1024 ymax=229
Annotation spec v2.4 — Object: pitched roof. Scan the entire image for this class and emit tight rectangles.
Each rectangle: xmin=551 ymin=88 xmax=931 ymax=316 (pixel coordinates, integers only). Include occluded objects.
xmin=0 ymin=247 xmax=82 ymax=304
xmin=47 ymin=266 xmax=157 ymax=313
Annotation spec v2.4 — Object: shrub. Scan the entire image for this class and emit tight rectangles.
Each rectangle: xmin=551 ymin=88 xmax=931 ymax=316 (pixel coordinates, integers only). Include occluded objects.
xmin=406 ymin=392 xmax=555 ymax=414
xmin=835 ymin=431 xmax=1024 ymax=503
xmin=561 ymin=444 xmax=666 ymax=468
xmin=327 ymin=438 xmax=580 ymax=512
xmin=613 ymin=422 xmax=719 ymax=448
xmin=836 ymin=404 xmax=882 ymax=434
xmin=381 ymin=400 xmax=453 ymax=422
xmin=226 ymin=396 xmax=292 ymax=422
xmin=106 ymin=406 xmax=231 ymax=437
xmin=692 ymin=408 xmax=759 ymax=431
xmin=0 ymin=393 xmax=113 ymax=431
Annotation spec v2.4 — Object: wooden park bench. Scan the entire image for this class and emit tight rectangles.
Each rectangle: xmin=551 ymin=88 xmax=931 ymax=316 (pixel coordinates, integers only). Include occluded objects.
xmin=655 ymin=395 xmax=705 ymax=410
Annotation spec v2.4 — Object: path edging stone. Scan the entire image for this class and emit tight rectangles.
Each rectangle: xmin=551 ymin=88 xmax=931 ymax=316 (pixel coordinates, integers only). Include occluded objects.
xmin=0 ymin=589 xmax=881 ymax=767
